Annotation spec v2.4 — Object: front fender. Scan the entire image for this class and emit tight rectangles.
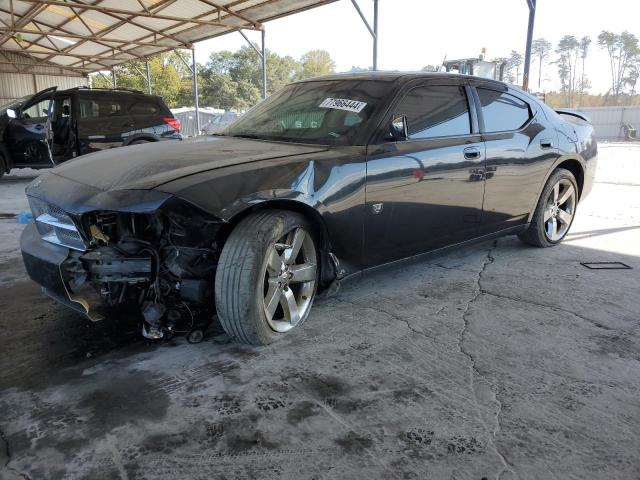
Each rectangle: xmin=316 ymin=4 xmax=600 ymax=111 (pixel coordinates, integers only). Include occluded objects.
xmin=157 ymin=148 xmax=368 ymax=270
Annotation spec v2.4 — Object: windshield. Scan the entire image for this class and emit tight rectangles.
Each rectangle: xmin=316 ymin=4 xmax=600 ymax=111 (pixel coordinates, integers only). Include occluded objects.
xmin=224 ymin=79 xmax=392 ymax=146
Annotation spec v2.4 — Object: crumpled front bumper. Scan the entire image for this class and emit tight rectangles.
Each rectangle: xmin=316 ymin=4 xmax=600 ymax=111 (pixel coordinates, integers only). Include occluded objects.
xmin=20 ymin=222 xmax=101 ymax=320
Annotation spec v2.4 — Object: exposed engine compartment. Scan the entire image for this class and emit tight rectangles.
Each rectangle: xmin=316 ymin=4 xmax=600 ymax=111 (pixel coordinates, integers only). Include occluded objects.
xmin=60 ymin=201 xmax=223 ymax=339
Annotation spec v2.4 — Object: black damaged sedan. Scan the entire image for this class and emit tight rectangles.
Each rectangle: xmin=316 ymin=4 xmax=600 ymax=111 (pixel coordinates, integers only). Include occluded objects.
xmin=20 ymin=72 xmax=597 ymax=345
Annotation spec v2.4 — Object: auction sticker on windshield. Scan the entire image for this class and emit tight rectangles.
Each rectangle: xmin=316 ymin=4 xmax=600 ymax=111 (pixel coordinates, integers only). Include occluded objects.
xmin=319 ymin=98 xmax=367 ymax=113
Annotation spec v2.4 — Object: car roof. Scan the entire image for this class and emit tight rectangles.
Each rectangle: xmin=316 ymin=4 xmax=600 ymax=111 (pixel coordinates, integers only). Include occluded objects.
xmin=293 ymin=70 xmax=510 ymax=89
xmin=56 ymin=87 xmax=162 ymax=100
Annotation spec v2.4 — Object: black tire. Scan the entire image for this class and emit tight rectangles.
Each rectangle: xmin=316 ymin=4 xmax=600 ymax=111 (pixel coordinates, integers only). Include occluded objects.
xmin=129 ymin=139 xmax=150 ymax=145
xmin=518 ymin=168 xmax=579 ymax=247
xmin=215 ymin=210 xmax=319 ymax=345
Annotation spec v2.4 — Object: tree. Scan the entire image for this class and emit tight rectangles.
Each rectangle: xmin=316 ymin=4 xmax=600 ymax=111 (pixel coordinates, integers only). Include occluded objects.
xmin=298 ymin=50 xmax=335 ymax=79
xmin=506 ymin=50 xmax=523 ymax=84
xmin=531 ymin=38 xmax=552 ymax=89
xmin=555 ymin=36 xmax=580 ymax=107
xmin=597 ymin=30 xmax=640 ymax=98
xmin=90 ymin=53 xmax=185 ymax=107
xmin=421 ymin=65 xmax=441 ymax=72
xmin=198 ymin=46 xmax=296 ymax=110
xmin=578 ymin=36 xmax=592 ymax=105
xmin=625 ymin=64 xmax=640 ymax=96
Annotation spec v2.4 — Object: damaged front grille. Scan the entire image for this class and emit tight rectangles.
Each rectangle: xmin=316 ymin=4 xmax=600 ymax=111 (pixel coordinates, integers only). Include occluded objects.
xmin=28 ymin=196 xmax=87 ymax=251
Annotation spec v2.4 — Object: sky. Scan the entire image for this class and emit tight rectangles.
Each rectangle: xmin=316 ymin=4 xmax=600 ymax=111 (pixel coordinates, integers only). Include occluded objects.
xmin=193 ymin=0 xmax=640 ymax=94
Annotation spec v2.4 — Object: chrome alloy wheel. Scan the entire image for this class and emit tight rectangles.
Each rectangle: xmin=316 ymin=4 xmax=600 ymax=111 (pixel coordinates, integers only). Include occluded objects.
xmin=262 ymin=227 xmax=317 ymax=332
xmin=544 ymin=178 xmax=576 ymax=241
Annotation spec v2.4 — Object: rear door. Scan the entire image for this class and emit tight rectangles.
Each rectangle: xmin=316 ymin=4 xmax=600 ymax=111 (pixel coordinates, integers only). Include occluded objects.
xmin=473 ymin=85 xmax=559 ymax=233
xmin=76 ymin=92 xmax=129 ymax=155
xmin=364 ymin=80 xmax=486 ymax=266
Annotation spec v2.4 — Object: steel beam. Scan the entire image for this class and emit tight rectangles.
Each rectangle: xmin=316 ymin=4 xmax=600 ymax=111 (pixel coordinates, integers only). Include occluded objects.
xmin=146 ymin=60 xmax=152 ymax=94
xmin=373 ymin=0 xmax=378 ymax=71
xmin=19 ymin=1 xmax=262 ymax=30
xmin=261 ymin=29 xmax=267 ymax=99
xmin=350 ymin=0 xmax=378 ymax=70
xmin=192 ymin=47 xmax=200 ymax=135
xmin=522 ymin=0 xmax=536 ymax=91
xmin=238 ymin=29 xmax=267 ymax=99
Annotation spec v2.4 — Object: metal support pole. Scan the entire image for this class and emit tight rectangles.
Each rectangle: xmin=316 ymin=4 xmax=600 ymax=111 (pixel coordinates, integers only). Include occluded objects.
xmin=522 ymin=0 xmax=536 ymax=91
xmin=192 ymin=47 xmax=200 ymax=135
xmin=238 ymin=29 xmax=267 ymax=99
xmin=373 ymin=0 xmax=378 ymax=71
xmin=350 ymin=0 xmax=378 ymax=70
xmin=112 ymin=68 xmax=116 ymax=89
xmin=145 ymin=60 xmax=151 ymax=94
xmin=261 ymin=29 xmax=267 ymax=99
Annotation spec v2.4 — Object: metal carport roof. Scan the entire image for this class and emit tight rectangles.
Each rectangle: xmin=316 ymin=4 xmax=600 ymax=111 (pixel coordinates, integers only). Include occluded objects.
xmin=0 ymin=0 xmax=340 ymax=75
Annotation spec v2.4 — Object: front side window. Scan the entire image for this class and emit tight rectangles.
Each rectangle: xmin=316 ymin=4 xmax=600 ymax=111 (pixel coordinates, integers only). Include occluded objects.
xmin=21 ymin=99 xmax=51 ymax=119
xmin=477 ymin=88 xmax=531 ymax=132
xmin=224 ymin=79 xmax=391 ymax=146
xmin=396 ymin=85 xmax=471 ymax=139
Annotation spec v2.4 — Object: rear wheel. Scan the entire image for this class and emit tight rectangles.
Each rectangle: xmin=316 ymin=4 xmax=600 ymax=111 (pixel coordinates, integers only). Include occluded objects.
xmin=518 ymin=168 xmax=578 ymax=247
xmin=129 ymin=139 xmax=151 ymax=145
xmin=215 ymin=210 xmax=319 ymax=345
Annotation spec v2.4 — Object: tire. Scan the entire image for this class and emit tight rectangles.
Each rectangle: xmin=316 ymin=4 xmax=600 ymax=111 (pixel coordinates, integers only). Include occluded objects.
xmin=129 ymin=140 xmax=150 ymax=145
xmin=215 ymin=210 xmax=319 ymax=345
xmin=518 ymin=168 xmax=579 ymax=247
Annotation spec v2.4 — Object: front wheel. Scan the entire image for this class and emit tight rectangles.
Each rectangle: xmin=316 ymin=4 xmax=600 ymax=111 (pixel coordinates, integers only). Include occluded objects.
xmin=518 ymin=168 xmax=579 ymax=247
xmin=215 ymin=210 xmax=319 ymax=345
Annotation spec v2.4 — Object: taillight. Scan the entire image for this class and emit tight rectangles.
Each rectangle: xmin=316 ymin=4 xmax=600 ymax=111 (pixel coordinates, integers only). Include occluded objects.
xmin=163 ymin=117 xmax=180 ymax=132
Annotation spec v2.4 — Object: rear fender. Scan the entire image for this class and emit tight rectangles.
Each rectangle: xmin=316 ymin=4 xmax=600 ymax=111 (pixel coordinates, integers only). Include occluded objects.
xmin=526 ymin=154 xmax=586 ymax=223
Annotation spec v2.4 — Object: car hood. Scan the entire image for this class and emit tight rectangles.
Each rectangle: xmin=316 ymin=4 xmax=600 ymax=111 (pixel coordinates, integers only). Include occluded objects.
xmin=50 ymin=135 xmax=328 ymax=191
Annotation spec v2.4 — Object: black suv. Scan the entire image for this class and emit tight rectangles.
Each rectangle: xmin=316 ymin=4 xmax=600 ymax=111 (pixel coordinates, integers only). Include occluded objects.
xmin=0 ymin=87 xmax=181 ymax=177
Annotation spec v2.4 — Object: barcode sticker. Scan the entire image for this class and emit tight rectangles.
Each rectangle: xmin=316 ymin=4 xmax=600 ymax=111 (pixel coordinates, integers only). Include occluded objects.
xmin=319 ymin=98 xmax=367 ymax=113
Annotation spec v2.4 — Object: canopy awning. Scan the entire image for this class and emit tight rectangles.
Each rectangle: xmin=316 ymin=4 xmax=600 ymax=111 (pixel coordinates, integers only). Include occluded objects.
xmin=0 ymin=0 xmax=338 ymax=75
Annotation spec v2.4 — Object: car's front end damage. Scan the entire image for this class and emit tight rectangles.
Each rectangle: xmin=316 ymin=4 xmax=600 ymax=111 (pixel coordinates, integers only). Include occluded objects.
xmin=21 ymin=174 xmax=225 ymax=339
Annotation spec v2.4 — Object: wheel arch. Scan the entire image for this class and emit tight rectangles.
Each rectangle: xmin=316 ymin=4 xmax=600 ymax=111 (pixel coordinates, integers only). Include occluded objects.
xmin=527 ymin=155 xmax=586 ymax=223
xmin=123 ymin=134 xmax=159 ymax=146
xmin=217 ymin=199 xmax=336 ymax=288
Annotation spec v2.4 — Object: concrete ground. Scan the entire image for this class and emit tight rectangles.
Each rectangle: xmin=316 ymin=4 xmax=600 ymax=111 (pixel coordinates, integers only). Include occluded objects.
xmin=1 ymin=145 xmax=639 ymax=480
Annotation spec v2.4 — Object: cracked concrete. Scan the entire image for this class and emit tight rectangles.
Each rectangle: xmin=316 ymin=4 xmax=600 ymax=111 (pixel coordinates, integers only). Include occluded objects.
xmin=1 ymin=145 xmax=639 ymax=479
xmin=457 ymin=242 xmax=516 ymax=480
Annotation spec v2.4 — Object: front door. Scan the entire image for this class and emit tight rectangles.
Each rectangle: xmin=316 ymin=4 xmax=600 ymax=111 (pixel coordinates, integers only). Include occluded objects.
xmin=6 ymin=95 xmax=53 ymax=167
xmin=364 ymin=83 xmax=486 ymax=266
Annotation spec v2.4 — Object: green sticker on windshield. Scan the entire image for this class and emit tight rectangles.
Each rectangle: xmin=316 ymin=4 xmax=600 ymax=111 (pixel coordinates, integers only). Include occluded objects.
xmin=319 ymin=98 xmax=367 ymax=113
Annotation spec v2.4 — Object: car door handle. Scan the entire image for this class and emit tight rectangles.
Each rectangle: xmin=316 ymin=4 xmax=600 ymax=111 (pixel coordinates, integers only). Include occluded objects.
xmin=463 ymin=147 xmax=482 ymax=160
xmin=540 ymin=138 xmax=554 ymax=149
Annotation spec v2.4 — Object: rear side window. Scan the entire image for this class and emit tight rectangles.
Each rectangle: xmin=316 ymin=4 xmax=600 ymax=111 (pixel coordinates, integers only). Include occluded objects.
xmin=79 ymin=97 xmax=124 ymax=118
xmin=477 ymin=88 xmax=530 ymax=132
xmin=129 ymin=99 xmax=160 ymax=115
xmin=396 ymin=85 xmax=471 ymax=139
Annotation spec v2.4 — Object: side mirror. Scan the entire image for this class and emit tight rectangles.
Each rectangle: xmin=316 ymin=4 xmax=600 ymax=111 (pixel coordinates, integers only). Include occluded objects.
xmin=6 ymin=108 xmax=16 ymax=119
xmin=390 ymin=114 xmax=408 ymax=141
